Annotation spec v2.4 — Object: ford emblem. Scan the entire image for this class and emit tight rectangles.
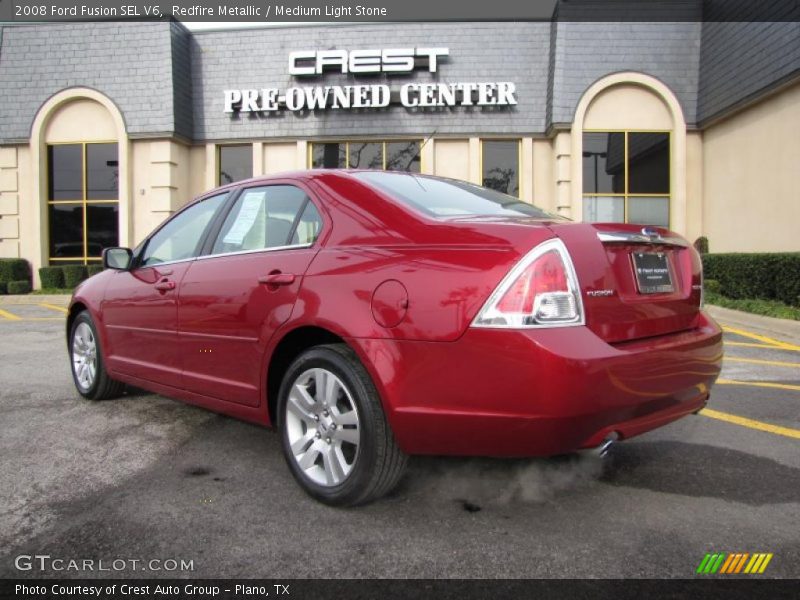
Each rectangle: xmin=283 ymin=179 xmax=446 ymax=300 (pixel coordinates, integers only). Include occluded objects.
xmin=642 ymin=226 xmax=661 ymax=240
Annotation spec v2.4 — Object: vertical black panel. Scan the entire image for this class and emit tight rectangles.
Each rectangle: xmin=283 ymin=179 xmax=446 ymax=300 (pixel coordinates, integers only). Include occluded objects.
xmin=48 ymin=144 xmax=83 ymax=200
xmin=86 ymin=143 xmax=119 ymax=200
xmin=219 ymin=145 xmax=253 ymax=185
xmin=482 ymin=140 xmax=520 ymax=196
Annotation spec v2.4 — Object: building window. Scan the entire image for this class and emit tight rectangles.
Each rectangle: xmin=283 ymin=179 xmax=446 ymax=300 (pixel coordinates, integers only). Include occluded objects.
xmin=482 ymin=140 xmax=521 ymax=197
xmin=218 ymin=145 xmax=253 ymax=185
xmin=47 ymin=143 xmax=118 ymax=264
xmin=309 ymin=141 xmax=421 ymax=172
xmin=582 ymin=131 xmax=670 ymax=227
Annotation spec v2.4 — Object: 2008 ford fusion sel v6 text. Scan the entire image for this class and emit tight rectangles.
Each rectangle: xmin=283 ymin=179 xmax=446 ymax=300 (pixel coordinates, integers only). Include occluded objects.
xmin=66 ymin=171 xmax=722 ymax=505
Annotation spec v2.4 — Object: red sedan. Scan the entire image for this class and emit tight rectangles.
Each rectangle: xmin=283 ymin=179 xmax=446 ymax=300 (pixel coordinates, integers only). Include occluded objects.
xmin=67 ymin=170 xmax=723 ymax=505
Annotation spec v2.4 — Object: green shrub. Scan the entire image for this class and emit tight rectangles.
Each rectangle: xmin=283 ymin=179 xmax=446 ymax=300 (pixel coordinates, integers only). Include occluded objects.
xmin=704 ymin=278 xmax=721 ymax=294
xmin=7 ymin=280 xmax=32 ymax=295
xmin=703 ymin=253 xmax=800 ymax=307
xmin=0 ymin=258 xmax=30 ymax=284
xmin=39 ymin=266 xmax=66 ymax=289
xmin=0 ymin=281 xmax=6 ymax=295
xmin=62 ymin=265 xmax=88 ymax=289
xmin=693 ymin=236 xmax=709 ymax=254
xmin=705 ymin=292 xmax=800 ymax=321
xmin=87 ymin=264 xmax=104 ymax=277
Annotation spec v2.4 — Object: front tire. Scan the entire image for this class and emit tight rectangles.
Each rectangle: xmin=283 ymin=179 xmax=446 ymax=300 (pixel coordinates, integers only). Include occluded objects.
xmin=69 ymin=310 xmax=124 ymax=401
xmin=277 ymin=344 xmax=407 ymax=506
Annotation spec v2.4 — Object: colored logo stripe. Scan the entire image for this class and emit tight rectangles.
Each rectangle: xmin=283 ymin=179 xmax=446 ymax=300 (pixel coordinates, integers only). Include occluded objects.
xmin=697 ymin=553 xmax=773 ymax=574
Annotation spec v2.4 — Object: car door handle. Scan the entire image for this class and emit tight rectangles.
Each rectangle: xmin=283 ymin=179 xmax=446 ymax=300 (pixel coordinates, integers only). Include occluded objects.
xmin=154 ymin=278 xmax=176 ymax=292
xmin=258 ymin=273 xmax=296 ymax=286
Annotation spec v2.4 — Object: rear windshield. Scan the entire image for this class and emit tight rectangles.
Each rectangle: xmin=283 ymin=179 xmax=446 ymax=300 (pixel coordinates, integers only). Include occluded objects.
xmin=353 ymin=171 xmax=559 ymax=219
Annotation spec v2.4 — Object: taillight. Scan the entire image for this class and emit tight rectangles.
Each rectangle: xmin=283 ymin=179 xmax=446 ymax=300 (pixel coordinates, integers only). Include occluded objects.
xmin=472 ymin=238 xmax=584 ymax=328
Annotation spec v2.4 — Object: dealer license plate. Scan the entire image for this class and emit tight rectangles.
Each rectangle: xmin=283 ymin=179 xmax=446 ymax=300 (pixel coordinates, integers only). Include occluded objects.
xmin=632 ymin=252 xmax=674 ymax=294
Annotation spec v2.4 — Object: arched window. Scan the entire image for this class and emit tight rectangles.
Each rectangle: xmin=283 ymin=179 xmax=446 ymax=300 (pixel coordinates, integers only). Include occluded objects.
xmin=573 ymin=73 xmax=687 ymax=231
xmin=31 ymin=89 xmax=128 ymax=273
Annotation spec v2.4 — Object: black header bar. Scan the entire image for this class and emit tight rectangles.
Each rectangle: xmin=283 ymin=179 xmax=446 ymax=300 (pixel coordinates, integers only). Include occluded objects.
xmin=2 ymin=578 xmax=797 ymax=600
xmin=1 ymin=0 xmax=799 ymax=23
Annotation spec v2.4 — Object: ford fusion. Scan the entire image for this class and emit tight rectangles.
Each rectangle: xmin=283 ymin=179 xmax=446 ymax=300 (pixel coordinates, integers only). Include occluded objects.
xmin=67 ymin=171 xmax=722 ymax=505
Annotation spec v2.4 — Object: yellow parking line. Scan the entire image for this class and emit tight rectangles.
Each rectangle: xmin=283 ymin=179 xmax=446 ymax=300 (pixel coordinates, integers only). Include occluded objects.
xmin=700 ymin=408 xmax=800 ymax=440
xmin=0 ymin=307 xmax=22 ymax=321
xmin=722 ymin=325 xmax=800 ymax=352
xmin=24 ymin=317 xmax=65 ymax=321
xmin=716 ymin=378 xmax=800 ymax=393
xmin=725 ymin=342 xmax=782 ymax=350
xmin=725 ymin=357 xmax=800 ymax=369
xmin=39 ymin=302 xmax=68 ymax=314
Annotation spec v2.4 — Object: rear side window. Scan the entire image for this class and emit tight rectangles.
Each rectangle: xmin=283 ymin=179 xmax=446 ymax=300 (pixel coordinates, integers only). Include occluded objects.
xmin=211 ymin=185 xmax=321 ymax=255
xmin=141 ymin=193 xmax=228 ymax=266
xmin=294 ymin=202 xmax=323 ymax=245
xmin=353 ymin=171 xmax=559 ymax=219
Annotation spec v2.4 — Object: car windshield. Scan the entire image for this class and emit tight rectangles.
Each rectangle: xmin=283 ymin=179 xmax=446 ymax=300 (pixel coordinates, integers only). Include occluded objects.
xmin=353 ymin=171 xmax=561 ymax=220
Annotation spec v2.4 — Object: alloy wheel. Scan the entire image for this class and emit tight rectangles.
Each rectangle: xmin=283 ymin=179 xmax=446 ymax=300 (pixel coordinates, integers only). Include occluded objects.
xmin=72 ymin=322 xmax=97 ymax=392
xmin=284 ymin=367 xmax=361 ymax=487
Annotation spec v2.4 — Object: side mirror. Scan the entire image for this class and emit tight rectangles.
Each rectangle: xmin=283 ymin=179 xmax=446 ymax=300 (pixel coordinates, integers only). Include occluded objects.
xmin=103 ymin=247 xmax=133 ymax=271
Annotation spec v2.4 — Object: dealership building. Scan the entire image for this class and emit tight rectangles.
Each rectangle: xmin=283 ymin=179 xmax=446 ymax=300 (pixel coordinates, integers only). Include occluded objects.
xmin=0 ymin=9 xmax=798 ymax=285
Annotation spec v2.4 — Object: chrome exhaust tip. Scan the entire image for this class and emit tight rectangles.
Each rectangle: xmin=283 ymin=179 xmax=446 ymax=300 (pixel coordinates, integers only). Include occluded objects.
xmin=596 ymin=432 xmax=620 ymax=458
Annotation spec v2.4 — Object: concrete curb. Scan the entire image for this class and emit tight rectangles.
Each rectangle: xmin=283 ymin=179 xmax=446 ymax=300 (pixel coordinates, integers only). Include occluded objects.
xmin=0 ymin=294 xmax=71 ymax=306
xmin=706 ymin=305 xmax=800 ymax=346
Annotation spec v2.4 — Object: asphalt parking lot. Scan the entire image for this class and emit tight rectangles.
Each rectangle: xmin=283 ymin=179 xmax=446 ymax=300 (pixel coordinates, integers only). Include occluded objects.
xmin=0 ymin=300 xmax=797 ymax=579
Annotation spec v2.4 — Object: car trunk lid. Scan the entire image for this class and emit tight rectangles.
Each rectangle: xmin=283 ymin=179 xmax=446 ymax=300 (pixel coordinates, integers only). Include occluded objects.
xmin=547 ymin=222 xmax=703 ymax=343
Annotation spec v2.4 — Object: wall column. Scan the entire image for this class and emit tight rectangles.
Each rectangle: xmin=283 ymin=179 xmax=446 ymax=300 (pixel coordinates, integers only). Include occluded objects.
xmin=468 ymin=138 xmax=481 ymax=184
xmin=0 ymin=147 xmax=20 ymax=258
xmin=204 ymin=143 xmax=217 ymax=190
xmin=420 ymin=138 xmax=435 ymax=175
xmin=520 ymin=138 xmax=534 ymax=203
xmin=296 ymin=141 xmax=308 ymax=169
xmin=555 ymin=132 xmax=572 ymax=219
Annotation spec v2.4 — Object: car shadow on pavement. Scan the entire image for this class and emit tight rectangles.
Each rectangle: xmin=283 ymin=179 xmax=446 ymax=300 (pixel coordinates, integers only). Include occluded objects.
xmin=600 ymin=441 xmax=800 ymax=506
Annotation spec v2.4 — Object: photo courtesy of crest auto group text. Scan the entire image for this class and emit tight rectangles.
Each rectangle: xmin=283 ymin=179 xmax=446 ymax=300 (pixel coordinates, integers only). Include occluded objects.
xmin=0 ymin=0 xmax=798 ymax=598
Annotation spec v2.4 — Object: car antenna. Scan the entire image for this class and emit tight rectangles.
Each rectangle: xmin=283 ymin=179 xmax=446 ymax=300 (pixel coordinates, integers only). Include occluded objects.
xmin=405 ymin=128 xmax=438 ymax=172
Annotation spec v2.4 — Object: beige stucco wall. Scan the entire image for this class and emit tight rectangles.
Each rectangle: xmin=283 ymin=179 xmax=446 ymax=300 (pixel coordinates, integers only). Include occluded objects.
xmin=582 ymin=84 xmax=673 ymax=130
xmin=131 ymin=139 xmax=200 ymax=247
xmin=553 ymin=131 xmax=571 ymax=218
xmin=263 ymin=142 xmax=299 ymax=175
xmin=188 ymin=145 xmax=208 ymax=200
xmin=702 ymin=82 xmax=800 ymax=253
xmin=532 ymin=138 xmax=555 ymax=213
xmin=685 ymin=131 xmax=704 ymax=245
xmin=432 ymin=139 xmax=470 ymax=181
xmin=44 ymin=99 xmax=117 ymax=143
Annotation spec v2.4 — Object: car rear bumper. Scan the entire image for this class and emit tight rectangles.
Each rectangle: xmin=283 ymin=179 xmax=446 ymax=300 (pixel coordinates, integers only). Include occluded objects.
xmin=350 ymin=311 xmax=723 ymax=457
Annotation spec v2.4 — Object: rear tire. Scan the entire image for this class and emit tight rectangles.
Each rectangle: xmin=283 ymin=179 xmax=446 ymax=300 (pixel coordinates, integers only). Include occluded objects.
xmin=277 ymin=344 xmax=407 ymax=506
xmin=69 ymin=310 xmax=124 ymax=401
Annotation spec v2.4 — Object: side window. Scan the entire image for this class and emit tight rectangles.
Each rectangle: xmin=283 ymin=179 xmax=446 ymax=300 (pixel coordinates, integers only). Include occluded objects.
xmin=295 ymin=202 xmax=323 ymax=245
xmin=212 ymin=185 xmax=321 ymax=255
xmin=141 ymin=193 xmax=228 ymax=266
